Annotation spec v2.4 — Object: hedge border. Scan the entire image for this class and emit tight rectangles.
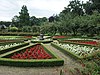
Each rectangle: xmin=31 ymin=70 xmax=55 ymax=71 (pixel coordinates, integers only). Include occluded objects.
xmin=51 ymin=42 xmax=99 ymax=59
xmin=0 ymin=43 xmax=64 ymax=67
xmin=0 ymin=58 xmax=64 ymax=67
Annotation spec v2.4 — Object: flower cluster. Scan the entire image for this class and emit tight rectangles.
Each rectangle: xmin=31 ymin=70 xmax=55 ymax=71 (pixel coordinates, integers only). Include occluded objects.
xmin=54 ymin=42 xmax=99 ymax=57
xmin=53 ymin=36 xmax=66 ymax=39
xmin=64 ymin=40 xmax=98 ymax=46
xmin=24 ymin=36 xmax=32 ymax=38
xmin=11 ymin=44 xmax=52 ymax=59
xmin=0 ymin=43 xmax=22 ymax=50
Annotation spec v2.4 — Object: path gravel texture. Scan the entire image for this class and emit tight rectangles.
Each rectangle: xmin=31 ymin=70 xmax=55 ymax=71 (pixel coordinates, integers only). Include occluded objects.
xmin=0 ymin=43 xmax=82 ymax=75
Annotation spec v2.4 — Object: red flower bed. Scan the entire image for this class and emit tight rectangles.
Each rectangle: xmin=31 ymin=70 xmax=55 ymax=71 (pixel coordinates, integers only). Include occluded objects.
xmin=80 ymin=41 xmax=98 ymax=45
xmin=53 ymin=36 xmax=66 ymax=39
xmin=64 ymin=40 xmax=98 ymax=46
xmin=11 ymin=44 xmax=52 ymax=59
xmin=24 ymin=36 xmax=32 ymax=38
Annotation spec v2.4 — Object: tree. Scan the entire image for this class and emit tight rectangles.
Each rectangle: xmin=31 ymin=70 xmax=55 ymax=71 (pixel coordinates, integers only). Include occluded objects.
xmin=19 ymin=5 xmax=30 ymax=27
xmin=30 ymin=16 xmax=47 ymax=26
xmin=68 ymin=0 xmax=84 ymax=16
xmin=11 ymin=15 xmax=19 ymax=27
xmin=83 ymin=1 xmax=93 ymax=15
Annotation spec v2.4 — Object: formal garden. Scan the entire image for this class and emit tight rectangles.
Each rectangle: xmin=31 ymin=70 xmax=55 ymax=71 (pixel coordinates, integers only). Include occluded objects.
xmin=0 ymin=0 xmax=100 ymax=75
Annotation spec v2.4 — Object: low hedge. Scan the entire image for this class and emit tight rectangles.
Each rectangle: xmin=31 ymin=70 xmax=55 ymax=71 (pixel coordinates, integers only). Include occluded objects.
xmin=51 ymin=42 xmax=99 ymax=59
xmin=0 ymin=42 xmax=29 ymax=55
xmin=0 ymin=32 xmax=39 ymax=36
xmin=0 ymin=58 xmax=64 ymax=67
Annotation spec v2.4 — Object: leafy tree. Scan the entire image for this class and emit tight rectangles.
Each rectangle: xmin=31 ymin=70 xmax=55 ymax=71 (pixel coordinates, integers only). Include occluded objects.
xmin=22 ymin=26 xmax=32 ymax=32
xmin=83 ymin=1 xmax=93 ymax=15
xmin=11 ymin=15 xmax=19 ymax=27
xmin=41 ymin=22 xmax=57 ymax=36
xmin=19 ymin=5 xmax=30 ymax=27
xmin=68 ymin=0 xmax=84 ymax=16
xmin=30 ymin=16 xmax=47 ymax=26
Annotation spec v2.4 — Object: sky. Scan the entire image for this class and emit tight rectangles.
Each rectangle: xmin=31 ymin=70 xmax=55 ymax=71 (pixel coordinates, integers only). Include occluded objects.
xmin=0 ymin=0 xmax=89 ymax=21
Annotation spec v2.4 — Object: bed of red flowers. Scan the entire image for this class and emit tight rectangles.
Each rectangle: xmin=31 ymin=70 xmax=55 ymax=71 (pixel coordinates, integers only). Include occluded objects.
xmin=80 ymin=41 xmax=98 ymax=45
xmin=64 ymin=40 xmax=98 ymax=46
xmin=11 ymin=44 xmax=52 ymax=59
xmin=23 ymin=36 xmax=33 ymax=38
xmin=53 ymin=36 xmax=67 ymax=39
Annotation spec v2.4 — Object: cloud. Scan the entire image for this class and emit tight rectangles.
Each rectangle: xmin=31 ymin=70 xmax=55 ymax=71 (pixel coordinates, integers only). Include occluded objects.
xmin=0 ymin=0 xmax=89 ymax=21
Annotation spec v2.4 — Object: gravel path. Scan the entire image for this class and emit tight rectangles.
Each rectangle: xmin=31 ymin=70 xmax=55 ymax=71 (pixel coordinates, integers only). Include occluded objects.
xmin=0 ymin=43 xmax=82 ymax=75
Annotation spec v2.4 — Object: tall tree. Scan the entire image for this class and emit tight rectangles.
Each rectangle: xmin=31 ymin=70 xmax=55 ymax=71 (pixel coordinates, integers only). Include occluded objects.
xmin=19 ymin=5 xmax=30 ymax=27
xmin=68 ymin=0 xmax=84 ymax=16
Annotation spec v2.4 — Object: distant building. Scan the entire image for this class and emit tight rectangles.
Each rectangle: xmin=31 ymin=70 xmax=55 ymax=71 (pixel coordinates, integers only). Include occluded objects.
xmin=0 ymin=25 xmax=7 ymax=29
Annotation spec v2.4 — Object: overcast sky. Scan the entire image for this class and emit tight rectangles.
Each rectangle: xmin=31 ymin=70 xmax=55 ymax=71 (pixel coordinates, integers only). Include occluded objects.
xmin=0 ymin=0 xmax=88 ymax=21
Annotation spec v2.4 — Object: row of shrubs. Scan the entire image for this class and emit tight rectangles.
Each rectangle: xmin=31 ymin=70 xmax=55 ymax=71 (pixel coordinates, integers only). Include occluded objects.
xmin=0 ymin=58 xmax=64 ymax=67
xmin=0 ymin=32 xmax=39 ymax=36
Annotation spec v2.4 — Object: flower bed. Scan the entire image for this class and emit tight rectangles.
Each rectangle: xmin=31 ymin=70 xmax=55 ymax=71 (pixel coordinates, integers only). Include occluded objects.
xmin=61 ymin=40 xmax=98 ymax=46
xmin=52 ymin=36 xmax=67 ymax=39
xmin=11 ymin=44 xmax=52 ymax=59
xmin=0 ymin=43 xmax=22 ymax=50
xmin=51 ymin=42 xmax=99 ymax=59
xmin=0 ymin=43 xmax=64 ymax=67
xmin=23 ymin=36 xmax=33 ymax=38
xmin=0 ymin=42 xmax=29 ymax=55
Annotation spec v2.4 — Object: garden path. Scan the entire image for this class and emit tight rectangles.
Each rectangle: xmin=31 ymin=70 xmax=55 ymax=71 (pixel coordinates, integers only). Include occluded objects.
xmin=44 ymin=43 xmax=82 ymax=75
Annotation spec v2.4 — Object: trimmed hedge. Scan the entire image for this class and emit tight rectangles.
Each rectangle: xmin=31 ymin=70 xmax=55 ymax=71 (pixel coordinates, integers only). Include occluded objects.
xmin=0 ymin=43 xmax=64 ymax=67
xmin=0 ymin=42 xmax=29 ymax=55
xmin=0 ymin=58 xmax=64 ymax=67
xmin=0 ymin=32 xmax=39 ymax=36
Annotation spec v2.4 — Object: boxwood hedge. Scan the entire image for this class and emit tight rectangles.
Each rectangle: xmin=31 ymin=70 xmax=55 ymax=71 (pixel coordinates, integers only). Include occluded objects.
xmin=0 ymin=58 xmax=64 ymax=67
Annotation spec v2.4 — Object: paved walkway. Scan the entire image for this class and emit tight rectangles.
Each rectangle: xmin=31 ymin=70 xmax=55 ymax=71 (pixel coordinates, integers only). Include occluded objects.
xmin=44 ymin=43 xmax=82 ymax=75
